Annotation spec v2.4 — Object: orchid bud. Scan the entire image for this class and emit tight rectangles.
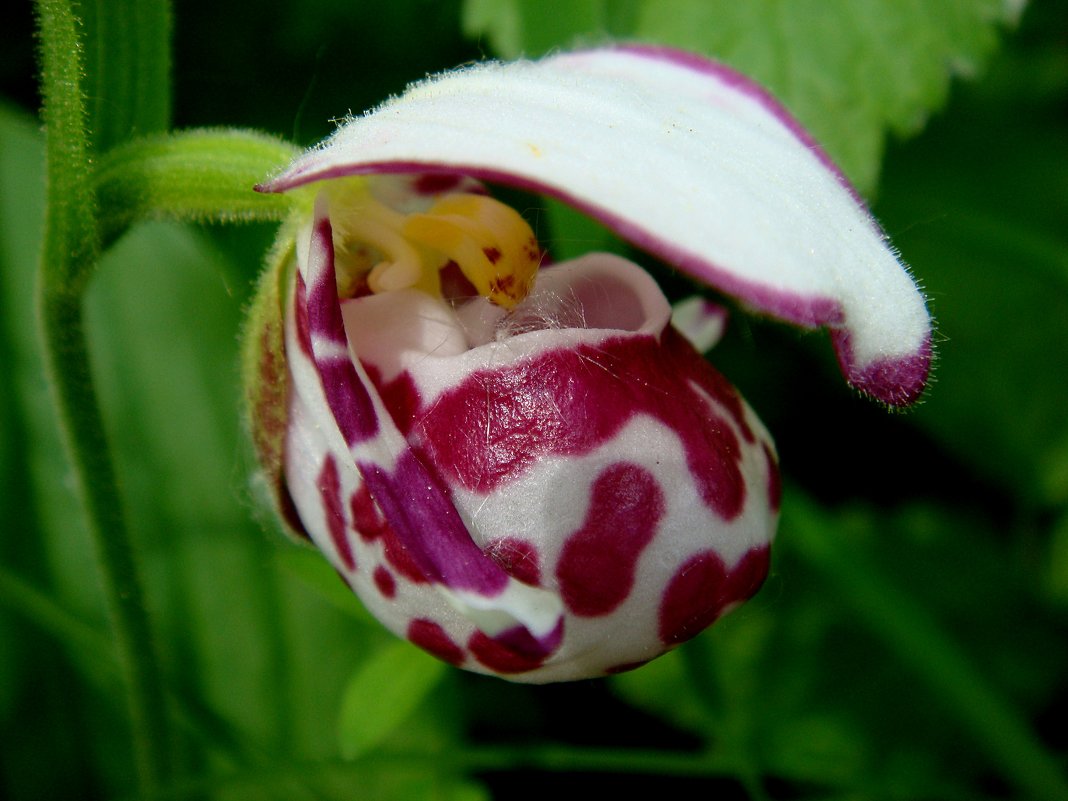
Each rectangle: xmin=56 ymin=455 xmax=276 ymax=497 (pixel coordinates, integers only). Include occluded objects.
xmin=245 ymin=46 xmax=930 ymax=682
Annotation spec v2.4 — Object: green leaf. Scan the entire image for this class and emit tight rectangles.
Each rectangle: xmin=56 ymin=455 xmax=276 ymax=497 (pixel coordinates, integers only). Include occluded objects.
xmin=762 ymin=713 xmax=868 ymax=787
xmin=785 ymin=492 xmax=1068 ymax=801
xmin=610 ymin=648 xmax=712 ymax=737
xmin=337 ymin=639 xmax=447 ymax=759
xmin=0 ymin=103 xmax=111 ymax=647
xmin=540 ymin=196 xmax=618 ymax=262
xmin=80 ymin=0 xmax=172 ymax=152
xmin=463 ymin=0 xmax=1017 ymax=194
xmin=463 ymin=0 xmax=522 ymax=56
xmin=275 ymin=547 xmax=378 ymax=625
xmin=1046 ymin=509 xmax=1068 ymax=610
xmin=876 ymin=94 xmax=1068 ymax=506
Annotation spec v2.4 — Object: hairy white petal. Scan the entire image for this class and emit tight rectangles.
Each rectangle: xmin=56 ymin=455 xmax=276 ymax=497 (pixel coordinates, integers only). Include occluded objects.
xmin=264 ymin=46 xmax=931 ymax=405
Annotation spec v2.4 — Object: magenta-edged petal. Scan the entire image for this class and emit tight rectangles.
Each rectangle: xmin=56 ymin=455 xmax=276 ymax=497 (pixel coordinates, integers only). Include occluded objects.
xmin=261 ymin=45 xmax=931 ymax=405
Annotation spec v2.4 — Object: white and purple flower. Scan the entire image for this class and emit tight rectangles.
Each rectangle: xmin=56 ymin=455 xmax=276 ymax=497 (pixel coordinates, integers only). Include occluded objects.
xmin=246 ymin=45 xmax=931 ymax=682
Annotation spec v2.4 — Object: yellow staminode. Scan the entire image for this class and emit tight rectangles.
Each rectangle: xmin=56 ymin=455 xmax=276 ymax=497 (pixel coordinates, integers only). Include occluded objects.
xmin=328 ymin=179 xmax=542 ymax=309
xmin=404 ymin=193 xmax=542 ymax=309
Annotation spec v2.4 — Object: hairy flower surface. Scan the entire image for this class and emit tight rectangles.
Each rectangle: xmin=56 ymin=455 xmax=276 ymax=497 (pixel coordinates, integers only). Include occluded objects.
xmin=246 ymin=46 xmax=931 ymax=682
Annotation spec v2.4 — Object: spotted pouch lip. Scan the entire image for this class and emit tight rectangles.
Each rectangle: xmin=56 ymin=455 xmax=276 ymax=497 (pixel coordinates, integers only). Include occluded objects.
xmin=283 ymin=235 xmax=778 ymax=681
xmin=253 ymin=44 xmax=930 ymax=682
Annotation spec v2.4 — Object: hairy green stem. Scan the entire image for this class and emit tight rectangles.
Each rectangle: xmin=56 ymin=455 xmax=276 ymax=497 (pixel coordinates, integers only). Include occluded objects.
xmin=39 ymin=290 xmax=173 ymax=790
xmin=93 ymin=129 xmax=300 ymax=245
xmin=34 ymin=0 xmax=171 ymax=791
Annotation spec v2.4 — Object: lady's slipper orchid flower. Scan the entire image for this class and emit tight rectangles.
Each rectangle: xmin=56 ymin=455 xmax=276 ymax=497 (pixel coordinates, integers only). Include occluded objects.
xmin=246 ymin=45 xmax=931 ymax=682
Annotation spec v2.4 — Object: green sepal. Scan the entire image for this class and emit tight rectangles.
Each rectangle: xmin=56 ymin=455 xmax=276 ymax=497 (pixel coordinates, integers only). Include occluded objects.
xmin=241 ymin=214 xmax=309 ymax=540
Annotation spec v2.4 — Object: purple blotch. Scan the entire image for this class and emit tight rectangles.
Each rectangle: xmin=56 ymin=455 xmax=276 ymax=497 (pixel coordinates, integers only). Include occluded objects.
xmin=357 ymin=451 xmax=509 ymax=596
xmin=317 ymin=454 xmax=355 ymax=572
xmin=415 ymin=331 xmax=748 ymax=521
xmin=305 ymin=217 xmax=379 ymax=444
xmin=556 ymin=463 xmax=664 ymax=617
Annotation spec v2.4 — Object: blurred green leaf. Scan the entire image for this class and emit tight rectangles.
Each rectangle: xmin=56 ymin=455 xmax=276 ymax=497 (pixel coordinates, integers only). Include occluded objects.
xmin=762 ymin=713 xmax=868 ymax=788
xmin=1048 ymin=510 xmax=1068 ymax=609
xmin=610 ymin=647 xmax=711 ymax=737
xmin=0 ymin=103 xmax=106 ymax=620
xmin=876 ymin=91 xmax=1068 ymax=506
xmin=1 ymin=95 xmax=152 ymax=799
xmin=786 ymin=492 xmax=1068 ymax=801
xmin=80 ymin=0 xmax=172 ymax=152
xmin=0 ymin=104 xmax=41 ymax=723
xmin=275 ymin=546 xmax=378 ymax=625
xmin=464 ymin=0 xmax=639 ymax=57
xmin=616 ymin=489 xmax=1067 ymax=796
xmin=464 ymin=0 xmax=1016 ymax=194
xmin=539 ymin=196 xmax=618 ymax=262
xmin=337 ymin=639 xmax=447 ymax=759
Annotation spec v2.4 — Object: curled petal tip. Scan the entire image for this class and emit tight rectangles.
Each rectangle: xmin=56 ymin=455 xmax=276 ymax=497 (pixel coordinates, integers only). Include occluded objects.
xmin=834 ymin=331 xmax=933 ymax=407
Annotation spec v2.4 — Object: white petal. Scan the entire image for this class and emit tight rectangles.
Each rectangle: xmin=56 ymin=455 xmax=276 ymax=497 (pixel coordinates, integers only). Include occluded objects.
xmin=672 ymin=296 xmax=729 ymax=353
xmin=262 ymin=45 xmax=930 ymax=405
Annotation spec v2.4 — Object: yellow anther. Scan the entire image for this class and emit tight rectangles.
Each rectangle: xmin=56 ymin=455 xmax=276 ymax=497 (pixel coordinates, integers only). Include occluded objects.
xmin=326 ymin=178 xmax=542 ymax=308
xmin=403 ymin=194 xmax=542 ymax=309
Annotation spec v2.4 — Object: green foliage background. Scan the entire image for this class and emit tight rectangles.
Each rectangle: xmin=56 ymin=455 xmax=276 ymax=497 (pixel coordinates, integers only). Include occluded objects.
xmin=1 ymin=0 xmax=1067 ymax=799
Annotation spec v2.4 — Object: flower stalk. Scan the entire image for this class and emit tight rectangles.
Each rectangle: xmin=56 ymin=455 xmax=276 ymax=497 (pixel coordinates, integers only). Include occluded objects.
xmin=34 ymin=0 xmax=171 ymax=790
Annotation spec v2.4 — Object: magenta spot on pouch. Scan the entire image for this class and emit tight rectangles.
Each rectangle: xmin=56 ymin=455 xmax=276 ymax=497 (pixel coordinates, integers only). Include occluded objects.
xmin=467 ymin=618 xmax=563 ymax=675
xmin=357 ymin=452 xmax=509 ymax=595
xmin=317 ymin=454 xmax=355 ymax=572
xmin=658 ymin=545 xmax=770 ymax=645
xmin=415 ymin=332 xmax=748 ymax=520
xmin=350 ymin=483 xmax=389 ymax=542
xmin=349 ymin=485 xmax=430 ymax=583
xmin=408 ymin=618 xmax=465 ymax=666
xmin=306 ymin=218 xmax=379 ymax=444
xmin=373 ymin=565 xmax=396 ymax=598
xmin=484 ymin=537 xmax=542 ymax=586
xmin=316 ymin=358 xmax=380 ymax=444
xmin=556 ymin=463 xmax=664 ymax=617
xmin=363 ymin=364 xmax=421 ymax=436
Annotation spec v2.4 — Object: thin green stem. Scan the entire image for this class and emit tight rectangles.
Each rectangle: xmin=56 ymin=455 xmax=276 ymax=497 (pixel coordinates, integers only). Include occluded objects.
xmin=34 ymin=0 xmax=172 ymax=792
xmin=39 ymin=291 xmax=173 ymax=790
xmin=787 ymin=497 xmax=1068 ymax=801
